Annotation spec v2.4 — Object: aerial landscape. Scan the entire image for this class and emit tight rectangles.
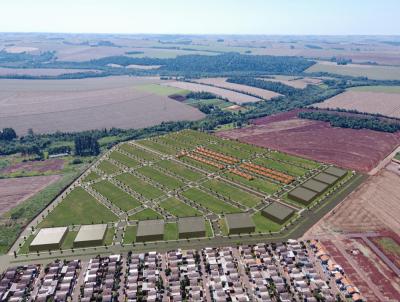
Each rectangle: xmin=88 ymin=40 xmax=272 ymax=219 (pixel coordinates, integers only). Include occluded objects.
xmin=0 ymin=0 xmax=399 ymax=301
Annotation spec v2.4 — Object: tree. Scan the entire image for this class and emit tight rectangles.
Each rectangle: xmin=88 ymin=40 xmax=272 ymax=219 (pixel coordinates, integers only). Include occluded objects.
xmin=74 ymin=135 xmax=100 ymax=156
xmin=0 ymin=128 xmax=17 ymax=141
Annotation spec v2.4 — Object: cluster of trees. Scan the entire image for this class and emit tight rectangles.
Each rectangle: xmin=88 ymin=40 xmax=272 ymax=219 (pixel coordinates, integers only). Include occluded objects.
xmin=0 ymin=128 xmax=17 ymax=141
xmin=298 ymin=111 xmax=400 ymax=133
xmin=227 ymin=77 xmax=301 ymax=96
xmin=74 ymin=135 xmax=100 ymax=156
xmin=186 ymin=91 xmax=217 ymax=99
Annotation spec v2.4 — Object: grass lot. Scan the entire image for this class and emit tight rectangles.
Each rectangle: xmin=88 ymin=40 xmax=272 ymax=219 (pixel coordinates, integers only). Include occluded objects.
xmin=160 ymin=197 xmax=202 ymax=217
xmin=205 ymin=221 xmax=214 ymax=237
xmin=282 ymin=193 xmax=307 ymax=208
xmin=61 ymin=231 xmax=78 ymax=250
xmin=97 ymin=160 xmax=120 ymax=174
xmin=129 ymin=208 xmax=162 ymax=221
xmin=83 ymin=171 xmax=100 ymax=182
xmin=179 ymin=156 xmax=220 ymax=173
xmin=164 ymin=223 xmax=178 ymax=240
xmin=266 ymin=151 xmax=319 ymax=170
xmin=224 ymin=172 xmax=280 ymax=195
xmin=137 ymin=166 xmax=183 ymax=190
xmin=252 ymin=212 xmax=282 ymax=233
xmin=254 ymin=157 xmax=308 ymax=177
xmin=92 ymin=180 xmax=141 ymax=212
xmin=123 ymin=225 xmax=137 ymax=244
xmin=18 ymin=235 xmax=35 ymax=254
xmin=136 ymin=83 xmax=189 ymax=96
xmin=137 ymin=139 xmax=177 ymax=155
xmin=350 ymin=85 xmax=400 ymax=93
xmin=395 ymin=152 xmax=400 ymax=161
xmin=157 ymin=160 xmax=204 ymax=181
xmin=306 ymin=62 xmax=400 ymax=80
xmin=219 ymin=219 xmax=229 ymax=236
xmin=116 ymin=173 xmax=164 ymax=200
xmin=182 ymin=188 xmax=241 ymax=214
xmin=39 ymin=187 xmax=118 ymax=228
xmin=202 ymin=179 xmax=261 ymax=208
xmin=109 ymin=151 xmax=139 ymax=168
xmin=119 ymin=143 xmax=159 ymax=161
xmin=104 ymin=228 xmax=115 ymax=246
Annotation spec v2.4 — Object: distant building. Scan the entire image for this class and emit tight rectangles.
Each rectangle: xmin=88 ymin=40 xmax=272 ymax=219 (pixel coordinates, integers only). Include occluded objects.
xmin=301 ymin=179 xmax=329 ymax=193
xmin=225 ymin=213 xmax=255 ymax=235
xmin=29 ymin=227 xmax=68 ymax=251
xmin=261 ymin=202 xmax=294 ymax=224
xmin=73 ymin=224 xmax=107 ymax=248
xmin=136 ymin=219 xmax=165 ymax=242
xmin=314 ymin=172 xmax=338 ymax=185
xmin=178 ymin=217 xmax=206 ymax=239
xmin=288 ymin=187 xmax=318 ymax=204
xmin=324 ymin=166 xmax=347 ymax=179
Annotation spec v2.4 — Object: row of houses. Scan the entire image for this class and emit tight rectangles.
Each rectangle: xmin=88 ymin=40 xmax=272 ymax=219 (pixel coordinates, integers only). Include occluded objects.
xmin=310 ymin=240 xmax=363 ymax=302
xmin=0 ymin=265 xmax=39 ymax=301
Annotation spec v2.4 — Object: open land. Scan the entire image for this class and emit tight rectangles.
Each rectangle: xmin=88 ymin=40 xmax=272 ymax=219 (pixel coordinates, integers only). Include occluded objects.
xmin=0 ymin=175 xmax=61 ymax=217
xmin=313 ymin=90 xmax=400 ymax=118
xmin=0 ymin=76 xmax=204 ymax=135
xmin=192 ymin=77 xmax=281 ymax=100
xmin=217 ymin=110 xmax=400 ymax=172
xmin=306 ymin=61 xmax=400 ymax=80
xmin=0 ymin=158 xmax=64 ymax=176
xmin=162 ymin=81 xmax=262 ymax=104
xmin=260 ymin=75 xmax=322 ymax=89
xmin=0 ymin=67 xmax=100 ymax=77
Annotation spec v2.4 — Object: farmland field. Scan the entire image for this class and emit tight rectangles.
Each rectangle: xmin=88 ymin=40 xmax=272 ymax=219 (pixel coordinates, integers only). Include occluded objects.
xmin=162 ymin=81 xmax=262 ymax=104
xmin=0 ymin=67 xmax=100 ymax=77
xmin=193 ymin=77 xmax=281 ymax=100
xmin=260 ymin=75 xmax=322 ymax=89
xmin=306 ymin=61 xmax=400 ymax=80
xmin=313 ymin=90 xmax=400 ymax=118
xmin=0 ymin=76 xmax=204 ymax=135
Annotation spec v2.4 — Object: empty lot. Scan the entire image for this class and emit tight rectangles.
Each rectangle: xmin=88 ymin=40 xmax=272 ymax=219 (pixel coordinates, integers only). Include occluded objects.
xmin=0 ymin=67 xmax=100 ymax=77
xmin=193 ymin=77 xmax=280 ymax=100
xmin=313 ymin=88 xmax=400 ymax=118
xmin=0 ymin=76 xmax=204 ymax=135
xmin=162 ymin=81 xmax=262 ymax=104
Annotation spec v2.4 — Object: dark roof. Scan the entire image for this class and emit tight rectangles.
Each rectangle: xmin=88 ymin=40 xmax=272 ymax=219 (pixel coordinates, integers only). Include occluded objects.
xmin=288 ymin=187 xmax=317 ymax=202
xmin=178 ymin=217 xmax=205 ymax=233
xmin=301 ymin=179 xmax=329 ymax=193
xmin=324 ymin=166 xmax=347 ymax=178
xmin=262 ymin=202 xmax=295 ymax=221
xmin=313 ymin=173 xmax=338 ymax=185
xmin=225 ymin=213 xmax=255 ymax=230
xmin=136 ymin=219 xmax=165 ymax=237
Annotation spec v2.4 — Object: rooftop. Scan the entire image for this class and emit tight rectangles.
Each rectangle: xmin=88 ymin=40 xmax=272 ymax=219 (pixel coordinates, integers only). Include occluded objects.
xmin=301 ymin=179 xmax=329 ymax=193
xmin=313 ymin=173 xmax=338 ymax=185
xmin=288 ymin=187 xmax=318 ymax=203
xmin=30 ymin=227 xmax=68 ymax=247
xmin=262 ymin=202 xmax=295 ymax=221
xmin=225 ymin=213 xmax=255 ymax=230
xmin=178 ymin=216 xmax=205 ymax=233
xmin=324 ymin=166 xmax=347 ymax=178
xmin=136 ymin=219 xmax=165 ymax=237
xmin=74 ymin=224 xmax=107 ymax=243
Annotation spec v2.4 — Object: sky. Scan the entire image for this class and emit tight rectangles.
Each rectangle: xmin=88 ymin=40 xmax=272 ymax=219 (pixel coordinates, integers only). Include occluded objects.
xmin=0 ymin=0 xmax=399 ymax=35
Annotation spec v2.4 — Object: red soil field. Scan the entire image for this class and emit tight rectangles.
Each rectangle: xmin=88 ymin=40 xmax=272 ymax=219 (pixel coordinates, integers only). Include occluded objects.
xmin=0 ymin=175 xmax=61 ymax=216
xmin=371 ymin=230 xmax=400 ymax=268
xmin=0 ymin=159 xmax=64 ymax=175
xmin=217 ymin=110 xmax=400 ymax=172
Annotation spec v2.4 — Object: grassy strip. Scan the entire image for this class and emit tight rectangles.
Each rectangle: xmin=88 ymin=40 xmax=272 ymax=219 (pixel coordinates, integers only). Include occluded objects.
xmin=83 ymin=171 xmax=100 ymax=182
xmin=253 ymin=157 xmax=308 ymax=177
xmin=109 ymin=151 xmax=139 ymax=168
xmin=182 ymin=188 xmax=241 ymax=214
xmin=266 ymin=151 xmax=319 ymax=170
xmin=129 ymin=208 xmax=162 ymax=221
xmin=97 ymin=160 xmax=120 ymax=174
xmin=137 ymin=166 xmax=183 ymax=190
xmin=119 ymin=144 xmax=159 ymax=161
xmin=137 ymin=139 xmax=177 ymax=155
xmin=123 ymin=225 xmax=137 ymax=244
xmin=252 ymin=212 xmax=282 ymax=233
xmin=205 ymin=221 xmax=214 ymax=237
xmin=223 ymin=172 xmax=280 ymax=195
xmin=160 ymin=197 xmax=201 ymax=217
xmin=92 ymin=180 xmax=141 ymax=212
xmin=164 ymin=223 xmax=179 ymax=241
xmin=38 ymin=187 xmax=118 ymax=227
xmin=157 ymin=160 xmax=204 ymax=182
xmin=116 ymin=173 xmax=164 ymax=200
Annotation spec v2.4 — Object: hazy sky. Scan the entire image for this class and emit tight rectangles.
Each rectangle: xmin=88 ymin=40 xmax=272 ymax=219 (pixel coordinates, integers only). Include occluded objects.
xmin=1 ymin=0 xmax=399 ymax=35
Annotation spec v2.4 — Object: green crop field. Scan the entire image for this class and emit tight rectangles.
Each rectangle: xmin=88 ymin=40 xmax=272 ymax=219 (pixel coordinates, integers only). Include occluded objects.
xmin=202 ymin=179 xmax=261 ymax=208
xmin=109 ymin=151 xmax=139 ymax=168
xmin=266 ymin=151 xmax=320 ymax=170
xmin=92 ymin=180 xmax=141 ymax=212
xmin=129 ymin=208 xmax=162 ymax=221
xmin=97 ymin=160 xmax=120 ymax=174
xmin=164 ymin=223 xmax=178 ymax=240
xmin=136 ymin=83 xmax=190 ymax=96
xmin=137 ymin=166 xmax=184 ymax=190
xmin=254 ymin=157 xmax=308 ymax=177
xmin=119 ymin=143 xmax=159 ymax=161
xmin=116 ymin=173 xmax=164 ymax=200
xmin=156 ymin=160 xmax=204 ymax=181
xmin=39 ymin=187 xmax=118 ymax=227
xmin=160 ymin=197 xmax=202 ymax=217
xmin=182 ymin=188 xmax=241 ymax=214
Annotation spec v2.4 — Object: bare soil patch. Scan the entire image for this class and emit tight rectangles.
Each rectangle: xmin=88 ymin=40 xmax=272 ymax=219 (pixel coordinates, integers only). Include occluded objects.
xmin=314 ymin=90 xmax=400 ymax=118
xmin=193 ymin=77 xmax=281 ymax=100
xmin=0 ymin=67 xmax=99 ymax=77
xmin=162 ymin=81 xmax=262 ymax=104
xmin=0 ymin=175 xmax=61 ymax=217
xmin=0 ymin=159 xmax=64 ymax=175
xmin=217 ymin=110 xmax=400 ymax=172
xmin=260 ymin=75 xmax=322 ymax=89
xmin=0 ymin=77 xmax=204 ymax=135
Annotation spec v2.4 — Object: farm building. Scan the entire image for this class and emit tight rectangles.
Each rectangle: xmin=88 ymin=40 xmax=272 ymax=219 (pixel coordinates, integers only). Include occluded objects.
xmin=29 ymin=227 xmax=68 ymax=252
xmin=313 ymin=173 xmax=338 ymax=185
xmin=136 ymin=219 xmax=165 ymax=242
xmin=178 ymin=217 xmax=206 ymax=239
xmin=261 ymin=202 xmax=295 ymax=224
xmin=225 ymin=213 xmax=255 ymax=235
xmin=73 ymin=224 xmax=107 ymax=248
xmin=288 ymin=187 xmax=318 ymax=204
xmin=301 ymin=179 xmax=329 ymax=193
xmin=325 ymin=166 xmax=347 ymax=179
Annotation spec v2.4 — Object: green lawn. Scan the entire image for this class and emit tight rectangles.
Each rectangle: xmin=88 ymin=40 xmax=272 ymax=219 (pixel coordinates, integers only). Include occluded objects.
xmin=182 ymin=188 xmax=241 ymax=214
xmin=116 ymin=173 xmax=164 ymax=200
xmin=39 ymin=187 xmax=118 ymax=227
xmin=18 ymin=235 xmax=35 ymax=254
xmin=266 ymin=151 xmax=319 ymax=170
xmin=97 ymin=160 xmax=120 ymax=175
xmin=109 ymin=151 xmax=139 ymax=168
xmin=164 ymin=223 xmax=178 ymax=241
xmin=157 ymin=160 xmax=204 ymax=182
xmin=136 ymin=83 xmax=189 ymax=96
xmin=254 ymin=157 xmax=308 ymax=177
xmin=92 ymin=180 xmax=141 ymax=212
xmin=104 ymin=228 xmax=115 ymax=245
xmin=252 ymin=212 xmax=283 ymax=233
xmin=223 ymin=172 xmax=280 ymax=195
xmin=123 ymin=225 xmax=137 ymax=244
xmin=160 ymin=197 xmax=202 ymax=217
xmin=137 ymin=139 xmax=177 ymax=155
xmin=129 ymin=208 xmax=162 ymax=221
xmin=137 ymin=166 xmax=183 ymax=190
xmin=119 ymin=144 xmax=159 ymax=161
xmin=83 ymin=171 xmax=100 ymax=183
xmin=205 ymin=220 xmax=214 ymax=237
xmin=202 ymin=179 xmax=261 ymax=208
xmin=61 ymin=231 xmax=78 ymax=249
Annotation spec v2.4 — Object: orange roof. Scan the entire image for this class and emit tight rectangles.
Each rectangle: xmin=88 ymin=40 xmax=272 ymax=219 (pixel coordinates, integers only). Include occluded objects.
xmin=352 ymin=293 xmax=363 ymax=301
xmin=320 ymin=255 xmax=330 ymax=262
xmin=341 ymin=277 xmax=352 ymax=287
